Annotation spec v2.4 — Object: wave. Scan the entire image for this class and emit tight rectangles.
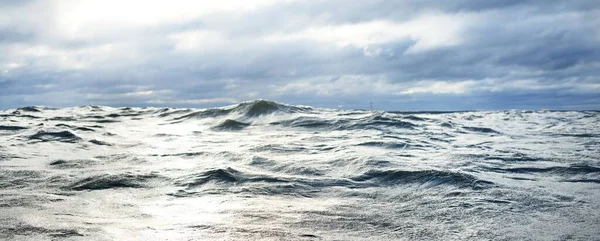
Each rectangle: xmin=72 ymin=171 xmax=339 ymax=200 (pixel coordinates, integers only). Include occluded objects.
xmin=351 ymin=169 xmax=494 ymax=189
xmin=16 ymin=106 xmax=42 ymax=112
xmin=55 ymin=124 xmax=95 ymax=132
xmin=105 ymin=111 xmax=145 ymax=118
xmin=272 ymin=114 xmax=416 ymax=131
xmin=159 ymin=151 xmax=207 ymax=157
xmin=252 ymin=144 xmax=308 ymax=153
xmin=0 ymin=170 xmax=44 ymax=189
xmin=76 ymin=105 xmax=104 ymax=111
xmin=173 ymin=108 xmax=233 ymax=121
xmin=47 ymin=116 xmax=77 ymax=121
xmin=172 ymin=168 xmax=356 ymax=198
xmin=176 ymin=168 xmax=287 ymax=188
xmin=49 ymin=159 xmax=97 ymax=169
xmin=89 ymin=139 xmax=112 ymax=146
xmin=88 ymin=119 xmax=120 ymax=123
xmin=555 ymin=133 xmax=600 ymax=138
xmin=234 ymin=100 xmax=312 ymax=117
xmin=172 ymin=100 xmax=312 ymax=122
xmin=174 ymin=167 xmax=495 ymax=195
xmin=562 ymin=179 xmax=600 ymax=183
xmin=211 ymin=119 xmax=250 ymax=131
xmin=0 ymin=125 xmax=28 ymax=131
xmin=462 ymin=126 xmax=501 ymax=134
xmin=356 ymin=141 xmax=413 ymax=149
xmin=403 ymin=115 xmax=427 ymax=122
xmin=271 ymin=116 xmax=335 ymax=128
xmin=29 ymin=131 xmax=81 ymax=143
xmin=350 ymin=115 xmax=417 ymax=130
xmin=484 ymin=165 xmax=600 ymax=175
xmin=9 ymin=113 xmax=41 ymax=119
xmin=484 ymin=155 xmax=547 ymax=162
xmin=176 ymin=168 xmax=240 ymax=187
xmin=156 ymin=108 xmax=193 ymax=118
xmin=441 ymin=122 xmax=453 ymax=128
xmin=67 ymin=173 xmax=163 ymax=191
xmin=1 ymin=224 xmax=83 ymax=238
xmin=248 ymin=156 xmax=326 ymax=176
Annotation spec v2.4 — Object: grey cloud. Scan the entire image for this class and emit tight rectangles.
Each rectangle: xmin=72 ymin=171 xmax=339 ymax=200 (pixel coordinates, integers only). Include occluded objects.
xmin=0 ymin=28 xmax=36 ymax=43
xmin=0 ymin=0 xmax=599 ymax=110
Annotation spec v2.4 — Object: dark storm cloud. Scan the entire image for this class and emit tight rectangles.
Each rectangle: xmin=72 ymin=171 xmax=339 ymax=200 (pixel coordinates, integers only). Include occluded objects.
xmin=0 ymin=0 xmax=598 ymax=109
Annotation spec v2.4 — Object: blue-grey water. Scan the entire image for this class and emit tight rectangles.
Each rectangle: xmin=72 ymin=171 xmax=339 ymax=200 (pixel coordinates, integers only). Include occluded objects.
xmin=1 ymin=100 xmax=599 ymax=240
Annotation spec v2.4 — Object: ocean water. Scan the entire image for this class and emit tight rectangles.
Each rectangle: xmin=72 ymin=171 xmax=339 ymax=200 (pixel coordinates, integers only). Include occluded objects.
xmin=1 ymin=100 xmax=599 ymax=240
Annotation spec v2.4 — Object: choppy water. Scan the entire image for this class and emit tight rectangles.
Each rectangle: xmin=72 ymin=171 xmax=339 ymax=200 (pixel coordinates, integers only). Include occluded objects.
xmin=1 ymin=100 xmax=599 ymax=240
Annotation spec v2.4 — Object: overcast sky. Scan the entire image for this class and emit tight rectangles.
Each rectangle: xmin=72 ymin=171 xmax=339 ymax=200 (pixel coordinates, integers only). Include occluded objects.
xmin=1 ymin=0 xmax=599 ymax=110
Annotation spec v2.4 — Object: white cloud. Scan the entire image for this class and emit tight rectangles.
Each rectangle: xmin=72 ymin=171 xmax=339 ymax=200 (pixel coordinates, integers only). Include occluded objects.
xmin=2 ymin=62 xmax=24 ymax=73
xmin=3 ymin=41 xmax=145 ymax=70
xmin=264 ymin=12 xmax=473 ymax=53
xmin=82 ymin=89 xmax=174 ymax=103
xmin=480 ymin=78 xmax=600 ymax=93
xmin=275 ymin=75 xmax=400 ymax=96
xmin=55 ymin=0 xmax=297 ymax=39
xmin=275 ymin=76 xmax=482 ymax=97
xmin=401 ymin=80 xmax=477 ymax=95
xmin=168 ymin=30 xmax=228 ymax=53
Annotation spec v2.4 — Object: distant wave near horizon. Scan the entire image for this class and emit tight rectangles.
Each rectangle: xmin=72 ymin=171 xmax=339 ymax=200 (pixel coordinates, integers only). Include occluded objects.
xmin=1 ymin=100 xmax=599 ymax=240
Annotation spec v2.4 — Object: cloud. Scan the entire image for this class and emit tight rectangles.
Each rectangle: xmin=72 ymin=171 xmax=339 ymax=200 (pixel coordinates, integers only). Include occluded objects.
xmin=263 ymin=12 xmax=473 ymax=54
xmin=401 ymin=81 xmax=477 ymax=95
xmin=0 ymin=0 xmax=599 ymax=110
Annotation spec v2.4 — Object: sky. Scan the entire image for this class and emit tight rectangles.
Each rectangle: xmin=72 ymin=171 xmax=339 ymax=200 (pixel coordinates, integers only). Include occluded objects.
xmin=1 ymin=0 xmax=599 ymax=110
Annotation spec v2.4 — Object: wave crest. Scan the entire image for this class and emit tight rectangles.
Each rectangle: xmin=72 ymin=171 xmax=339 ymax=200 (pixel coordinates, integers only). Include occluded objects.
xmin=171 ymin=100 xmax=312 ymax=121
xmin=211 ymin=119 xmax=250 ymax=131
xmin=351 ymin=169 xmax=494 ymax=189
xmin=29 ymin=131 xmax=81 ymax=143
xmin=68 ymin=173 xmax=163 ymax=191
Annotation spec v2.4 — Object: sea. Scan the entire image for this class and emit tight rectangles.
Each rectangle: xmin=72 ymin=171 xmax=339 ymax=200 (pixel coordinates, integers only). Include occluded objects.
xmin=1 ymin=100 xmax=599 ymax=240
